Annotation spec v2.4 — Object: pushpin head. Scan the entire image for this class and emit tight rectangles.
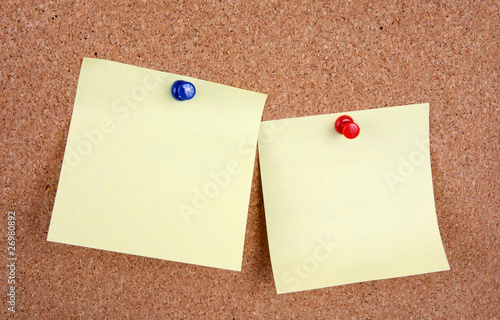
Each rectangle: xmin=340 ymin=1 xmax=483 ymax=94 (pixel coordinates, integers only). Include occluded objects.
xmin=335 ymin=115 xmax=360 ymax=139
xmin=171 ymin=80 xmax=196 ymax=101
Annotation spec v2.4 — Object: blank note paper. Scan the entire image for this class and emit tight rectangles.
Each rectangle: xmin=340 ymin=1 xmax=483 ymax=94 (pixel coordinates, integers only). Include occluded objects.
xmin=258 ymin=104 xmax=449 ymax=293
xmin=48 ymin=58 xmax=267 ymax=271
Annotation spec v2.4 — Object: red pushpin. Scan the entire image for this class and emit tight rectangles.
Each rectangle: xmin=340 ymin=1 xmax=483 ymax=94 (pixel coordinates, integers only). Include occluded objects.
xmin=335 ymin=115 xmax=360 ymax=139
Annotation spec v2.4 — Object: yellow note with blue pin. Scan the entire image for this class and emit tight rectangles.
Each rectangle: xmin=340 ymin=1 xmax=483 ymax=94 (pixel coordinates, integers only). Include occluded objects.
xmin=48 ymin=58 xmax=267 ymax=271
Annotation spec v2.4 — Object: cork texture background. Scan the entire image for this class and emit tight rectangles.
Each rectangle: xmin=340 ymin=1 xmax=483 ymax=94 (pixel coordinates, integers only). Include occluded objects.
xmin=1 ymin=0 xmax=499 ymax=318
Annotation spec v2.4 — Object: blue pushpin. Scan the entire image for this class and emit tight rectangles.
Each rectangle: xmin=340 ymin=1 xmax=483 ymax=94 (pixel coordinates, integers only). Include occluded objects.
xmin=171 ymin=80 xmax=196 ymax=101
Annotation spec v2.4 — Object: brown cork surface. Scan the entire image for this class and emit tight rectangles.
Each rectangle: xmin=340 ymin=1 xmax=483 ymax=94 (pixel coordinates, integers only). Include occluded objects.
xmin=1 ymin=1 xmax=499 ymax=318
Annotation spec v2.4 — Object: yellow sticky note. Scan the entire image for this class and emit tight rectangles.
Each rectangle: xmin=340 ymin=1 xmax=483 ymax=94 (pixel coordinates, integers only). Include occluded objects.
xmin=48 ymin=58 xmax=267 ymax=271
xmin=258 ymin=104 xmax=449 ymax=293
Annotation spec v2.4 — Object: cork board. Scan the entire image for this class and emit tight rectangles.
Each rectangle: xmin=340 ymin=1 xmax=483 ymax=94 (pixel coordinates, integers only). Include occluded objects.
xmin=1 ymin=1 xmax=498 ymax=318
